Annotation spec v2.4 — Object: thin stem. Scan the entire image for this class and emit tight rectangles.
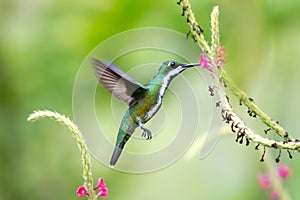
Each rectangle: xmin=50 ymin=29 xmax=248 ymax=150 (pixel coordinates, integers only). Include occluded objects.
xmin=178 ymin=0 xmax=300 ymax=153
xmin=265 ymin=154 xmax=291 ymax=200
xmin=178 ymin=1 xmax=295 ymax=199
xmin=181 ymin=0 xmax=211 ymax=55
xmin=221 ymin=69 xmax=295 ymax=141
xmin=27 ymin=110 xmax=96 ymax=199
xmin=211 ymin=6 xmax=220 ymax=61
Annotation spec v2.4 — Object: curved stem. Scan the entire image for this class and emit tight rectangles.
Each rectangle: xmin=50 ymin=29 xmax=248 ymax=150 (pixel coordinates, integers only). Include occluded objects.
xmin=221 ymin=69 xmax=294 ymax=141
xmin=27 ymin=110 xmax=96 ymax=199
xmin=181 ymin=0 xmax=211 ymax=55
xmin=177 ymin=0 xmax=300 ymax=153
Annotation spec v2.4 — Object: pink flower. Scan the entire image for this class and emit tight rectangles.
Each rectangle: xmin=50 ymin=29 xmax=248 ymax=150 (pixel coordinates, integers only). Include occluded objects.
xmin=218 ymin=46 xmax=227 ymax=58
xmin=77 ymin=178 xmax=108 ymax=199
xmin=216 ymin=57 xmax=225 ymax=67
xmin=216 ymin=46 xmax=227 ymax=67
xmin=278 ymin=165 xmax=292 ymax=179
xmin=258 ymin=174 xmax=271 ymax=189
xmin=97 ymin=187 xmax=109 ymax=198
xmin=270 ymin=190 xmax=280 ymax=199
xmin=199 ymin=53 xmax=213 ymax=72
xmin=94 ymin=178 xmax=106 ymax=190
xmin=94 ymin=178 xmax=109 ymax=198
xmin=77 ymin=185 xmax=89 ymax=197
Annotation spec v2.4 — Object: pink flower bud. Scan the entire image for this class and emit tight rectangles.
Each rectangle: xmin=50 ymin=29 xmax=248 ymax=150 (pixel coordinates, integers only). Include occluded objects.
xmin=218 ymin=46 xmax=227 ymax=57
xmin=270 ymin=190 xmax=280 ymax=199
xmin=216 ymin=57 xmax=225 ymax=67
xmin=258 ymin=173 xmax=271 ymax=189
xmin=278 ymin=165 xmax=292 ymax=179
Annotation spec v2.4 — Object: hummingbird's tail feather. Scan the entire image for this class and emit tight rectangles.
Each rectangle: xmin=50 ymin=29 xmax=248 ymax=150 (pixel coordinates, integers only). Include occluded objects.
xmin=110 ymin=132 xmax=132 ymax=167
xmin=109 ymin=147 xmax=123 ymax=168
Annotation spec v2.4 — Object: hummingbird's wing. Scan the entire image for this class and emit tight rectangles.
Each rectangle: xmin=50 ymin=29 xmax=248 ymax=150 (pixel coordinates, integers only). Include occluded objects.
xmin=93 ymin=59 xmax=147 ymax=105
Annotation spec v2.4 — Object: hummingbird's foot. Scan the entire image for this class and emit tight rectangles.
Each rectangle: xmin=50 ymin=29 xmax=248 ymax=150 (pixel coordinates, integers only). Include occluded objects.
xmin=137 ymin=117 xmax=152 ymax=140
xmin=141 ymin=128 xmax=152 ymax=140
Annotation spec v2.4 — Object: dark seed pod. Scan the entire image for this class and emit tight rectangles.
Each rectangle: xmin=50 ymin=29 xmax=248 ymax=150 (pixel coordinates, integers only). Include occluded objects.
xmin=260 ymin=146 xmax=266 ymax=162
xmin=176 ymin=0 xmax=182 ymax=5
xmin=255 ymin=144 xmax=260 ymax=150
xmin=196 ymin=24 xmax=204 ymax=35
xmin=231 ymin=122 xmax=236 ymax=133
xmin=185 ymin=31 xmax=191 ymax=39
xmin=271 ymin=143 xmax=277 ymax=149
xmin=234 ymin=122 xmax=240 ymax=129
xmin=208 ymin=86 xmax=215 ymax=96
xmin=181 ymin=6 xmax=188 ymax=16
xmin=239 ymin=136 xmax=244 ymax=144
xmin=264 ymin=128 xmax=271 ymax=134
xmin=186 ymin=14 xmax=190 ymax=23
xmin=192 ymin=34 xmax=197 ymax=43
xmin=245 ymin=138 xmax=250 ymax=146
xmin=275 ymin=149 xmax=281 ymax=163
xmin=287 ymin=150 xmax=293 ymax=159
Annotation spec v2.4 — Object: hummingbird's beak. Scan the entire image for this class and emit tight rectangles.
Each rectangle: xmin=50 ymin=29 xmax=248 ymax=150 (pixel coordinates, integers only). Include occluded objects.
xmin=182 ymin=63 xmax=200 ymax=68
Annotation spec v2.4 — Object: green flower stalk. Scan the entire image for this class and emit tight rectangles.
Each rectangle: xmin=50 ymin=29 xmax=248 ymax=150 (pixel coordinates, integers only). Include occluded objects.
xmin=178 ymin=0 xmax=211 ymax=56
xmin=27 ymin=110 xmax=97 ymax=199
xmin=177 ymin=0 xmax=300 ymax=161
xmin=210 ymin=6 xmax=220 ymax=61
xmin=220 ymin=69 xmax=295 ymax=142
xmin=178 ymin=1 xmax=298 ymax=198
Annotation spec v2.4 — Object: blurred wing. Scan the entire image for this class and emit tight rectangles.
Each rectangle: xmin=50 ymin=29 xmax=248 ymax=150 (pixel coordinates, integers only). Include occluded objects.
xmin=93 ymin=59 xmax=147 ymax=105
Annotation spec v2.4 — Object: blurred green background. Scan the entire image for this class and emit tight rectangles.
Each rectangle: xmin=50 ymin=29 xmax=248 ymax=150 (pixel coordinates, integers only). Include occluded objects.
xmin=1 ymin=0 xmax=300 ymax=199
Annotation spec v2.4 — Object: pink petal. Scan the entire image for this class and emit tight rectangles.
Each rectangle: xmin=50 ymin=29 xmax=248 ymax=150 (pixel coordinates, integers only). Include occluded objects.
xmin=199 ymin=53 xmax=212 ymax=70
xmin=258 ymin=174 xmax=271 ymax=189
xmin=94 ymin=178 xmax=106 ymax=190
xmin=97 ymin=188 xmax=109 ymax=198
xmin=270 ymin=190 xmax=280 ymax=199
xmin=216 ymin=57 xmax=224 ymax=67
xmin=77 ymin=185 xmax=89 ymax=197
xmin=278 ymin=165 xmax=292 ymax=179
xmin=94 ymin=178 xmax=109 ymax=198
xmin=218 ymin=46 xmax=227 ymax=57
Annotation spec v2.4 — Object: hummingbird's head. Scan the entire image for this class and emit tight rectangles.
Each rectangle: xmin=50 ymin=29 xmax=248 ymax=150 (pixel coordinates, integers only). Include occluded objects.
xmin=158 ymin=60 xmax=200 ymax=78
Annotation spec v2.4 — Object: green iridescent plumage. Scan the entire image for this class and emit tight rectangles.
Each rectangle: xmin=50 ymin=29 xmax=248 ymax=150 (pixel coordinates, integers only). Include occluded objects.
xmin=93 ymin=59 xmax=199 ymax=167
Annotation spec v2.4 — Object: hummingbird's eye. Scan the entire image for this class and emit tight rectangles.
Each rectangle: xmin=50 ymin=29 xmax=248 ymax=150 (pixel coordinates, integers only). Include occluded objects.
xmin=168 ymin=61 xmax=176 ymax=67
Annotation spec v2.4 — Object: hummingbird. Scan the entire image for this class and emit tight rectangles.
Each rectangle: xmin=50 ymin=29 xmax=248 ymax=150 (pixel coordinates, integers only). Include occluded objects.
xmin=93 ymin=59 xmax=199 ymax=167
